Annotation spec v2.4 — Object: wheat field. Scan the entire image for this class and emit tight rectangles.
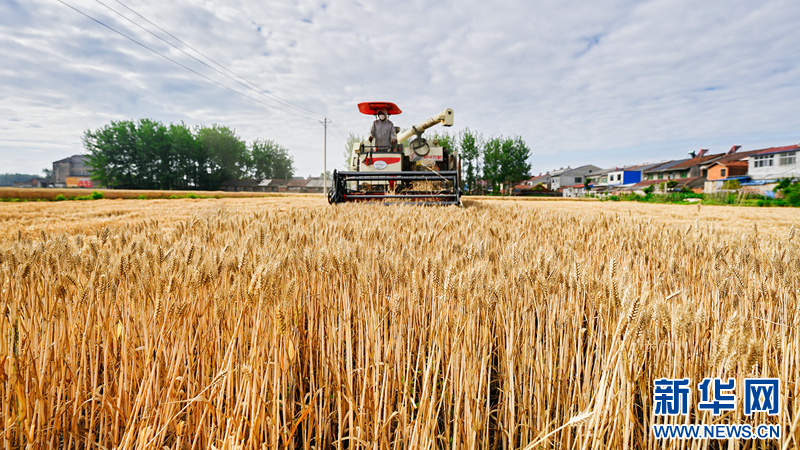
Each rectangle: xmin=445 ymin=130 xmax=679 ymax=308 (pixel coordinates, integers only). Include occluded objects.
xmin=1 ymin=197 xmax=798 ymax=449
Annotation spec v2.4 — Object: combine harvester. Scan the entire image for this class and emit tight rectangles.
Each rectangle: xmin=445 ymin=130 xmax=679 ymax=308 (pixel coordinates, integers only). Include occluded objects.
xmin=328 ymin=102 xmax=461 ymax=206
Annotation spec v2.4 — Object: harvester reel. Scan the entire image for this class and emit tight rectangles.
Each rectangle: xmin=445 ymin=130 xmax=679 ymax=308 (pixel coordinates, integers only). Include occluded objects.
xmin=411 ymin=138 xmax=430 ymax=156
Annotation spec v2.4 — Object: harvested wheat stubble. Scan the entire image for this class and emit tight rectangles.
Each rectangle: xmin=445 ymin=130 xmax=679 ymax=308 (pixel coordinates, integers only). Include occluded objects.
xmin=0 ymin=198 xmax=798 ymax=449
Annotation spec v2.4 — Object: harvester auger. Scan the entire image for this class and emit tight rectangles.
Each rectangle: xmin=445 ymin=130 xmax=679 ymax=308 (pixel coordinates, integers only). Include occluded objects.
xmin=328 ymin=102 xmax=461 ymax=206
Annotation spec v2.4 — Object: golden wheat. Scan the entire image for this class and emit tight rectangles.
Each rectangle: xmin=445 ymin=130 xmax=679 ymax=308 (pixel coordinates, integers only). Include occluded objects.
xmin=0 ymin=197 xmax=798 ymax=448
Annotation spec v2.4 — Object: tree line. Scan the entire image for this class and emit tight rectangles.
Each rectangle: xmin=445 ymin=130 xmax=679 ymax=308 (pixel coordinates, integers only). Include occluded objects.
xmin=346 ymin=128 xmax=531 ymax=194
xmin=0 ymin=173 xmax=42 ymax=186
xmin=83 ymin=119 xmax=294 ymax=190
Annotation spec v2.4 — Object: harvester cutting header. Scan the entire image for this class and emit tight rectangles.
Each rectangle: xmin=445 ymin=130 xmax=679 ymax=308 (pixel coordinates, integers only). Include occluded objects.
xmin=328 ymin=102 xmax=461 ymax=206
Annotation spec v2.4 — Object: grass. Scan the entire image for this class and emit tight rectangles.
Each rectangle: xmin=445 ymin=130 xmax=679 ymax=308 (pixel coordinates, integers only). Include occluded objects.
xmin=0 ymin=187 xmax=296 ymax=202
xmin=0 ymin=198 xmax=798 ymax=448
xmin=601 ymin=191 xmax=786 ymax=207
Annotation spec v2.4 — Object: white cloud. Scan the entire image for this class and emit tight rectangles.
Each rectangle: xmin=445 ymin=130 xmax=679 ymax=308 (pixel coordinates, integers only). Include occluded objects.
xmin=1 ymin=0 xmax=799 ymax=178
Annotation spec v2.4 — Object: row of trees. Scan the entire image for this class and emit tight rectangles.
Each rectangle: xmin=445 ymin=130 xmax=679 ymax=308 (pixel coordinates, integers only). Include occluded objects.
xmin=83 ymin=119 xmax=294 ymax=190
xmin=0 ymin=173 xmax=42 ymax=186
xmin=346 ymin=128 xmax=531 ymax=194
xmin=426 ymin=129 xmax=532 ymax=194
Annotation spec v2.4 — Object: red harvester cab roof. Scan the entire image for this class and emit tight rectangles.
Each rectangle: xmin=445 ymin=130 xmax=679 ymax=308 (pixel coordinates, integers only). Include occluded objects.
xmin=358 ymin=102 xmax=402 ymax=116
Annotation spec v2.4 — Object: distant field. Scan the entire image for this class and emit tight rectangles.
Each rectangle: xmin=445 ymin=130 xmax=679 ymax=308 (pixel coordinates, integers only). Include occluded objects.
xmin=1 ymin=198 xmax=798 ymax=448
xmin=0 ymin=186 xmax=301 ymax=201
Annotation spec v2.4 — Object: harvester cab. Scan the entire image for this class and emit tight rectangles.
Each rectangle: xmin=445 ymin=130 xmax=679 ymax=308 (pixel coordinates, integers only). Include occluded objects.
xmin=328 ymin=102 xmax=461 ymax=206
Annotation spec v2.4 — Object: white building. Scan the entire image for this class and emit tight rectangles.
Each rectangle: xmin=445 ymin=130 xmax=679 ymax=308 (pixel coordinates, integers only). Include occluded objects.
xmin=549 ymin=165 xmax=601 ymax=190
xmin=748 ymin=145 xmax=800 ymax=180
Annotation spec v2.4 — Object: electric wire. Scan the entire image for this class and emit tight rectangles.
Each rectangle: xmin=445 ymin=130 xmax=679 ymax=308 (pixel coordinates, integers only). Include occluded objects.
xmin=56 ymin=0 xmax=320 ymax=122
xmin=99 ymin=0 xmax=325 ymax=120
xmin=328 ymin=122 xmax=352 ymax=144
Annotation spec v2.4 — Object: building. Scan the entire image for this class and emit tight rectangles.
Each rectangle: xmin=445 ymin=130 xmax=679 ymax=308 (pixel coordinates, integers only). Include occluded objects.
xmin=221 ymin=179 xmax=260 ymax=192
xmin=562 ymin=183 xmax=588 ymax=198
xmin=514 ymin=173 xmax=552 ymax=192
xmin=267 ymin=179 xmax=290 ymax=192
xmin=258 ymin=179 xmax=274 ymax=192
xmin=549 ymin=165 xmax=601 ymax=190
xmin=13 ymin=178 xmax=50 ymax=188
xmin=623 ymin=177 xmax=706 ymax=195
xmin=642 ymin=159 xmax=689 ymax=181
xmin=52 ymin=155 xmax=91 ymax=188
xmin=607 ymin=163 xmax=662 ymax=187
xmin=303 ymin=177 xmax=326 ymax=193
xmin=286 ymin=177 xmax=309 ymax=191
xmin=513 ymin=181 xmax=557 ymax=196
xmin=644 ymin=150 xmax=724 ymax=181
xmin=747 ymin=144 xmax=800 ymax=181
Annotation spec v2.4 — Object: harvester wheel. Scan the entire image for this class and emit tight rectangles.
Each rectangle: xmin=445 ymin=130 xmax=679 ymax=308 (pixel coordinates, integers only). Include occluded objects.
xmin=328 ymin=170 xmax=343 ymax=204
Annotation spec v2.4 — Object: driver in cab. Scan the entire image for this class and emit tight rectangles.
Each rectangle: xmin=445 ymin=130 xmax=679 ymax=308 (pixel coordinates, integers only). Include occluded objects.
xmin=368 ymin=110 xmax=397 ymax=151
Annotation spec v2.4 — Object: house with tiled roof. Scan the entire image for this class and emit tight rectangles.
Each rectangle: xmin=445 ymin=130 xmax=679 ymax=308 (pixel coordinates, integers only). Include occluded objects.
xmin=708 ymin=160 xmax=749 ymax=180
xmin=701 ymin=146 xmax=763 ymax=192
xmin=267 ymin=179 xmax=290 ymax=192
xmin=258 ymin=179 xmax=274 ymax=192
xmin=221 ymin=179 xmax=260 ymax=192
xmin=303 ymin=177 xmax=326 ymax=193
xmin=622 ymin=177 xmax=706 ymax=195
xmin=607 ymin=162 xmax=663 ymax=187
xmin=642 ymin=159 xmax=690 ymax=181
xmin=549 ymin=165 xmax=601 ymax=190
xmin=562 ymin=183 xmax=589 ymax=198
xmin=523 ymin=173 xmax=551 ymax=188
xmin=747 ymin=144 xmax=800 ymax=181
xmin=644 ymin=150 xmax=725 ymax=182
xmin=286 ymin=177 xmax=310 ymax=191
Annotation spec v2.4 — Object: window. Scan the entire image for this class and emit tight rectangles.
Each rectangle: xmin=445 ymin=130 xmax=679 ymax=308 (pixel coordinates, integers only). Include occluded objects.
xmin=720 ymin=168 xmax=727 ymax=177
xmin=780 ymin=152 xmax=796 ymax=166
xmin=575 ymin=177 xmax=582 ymax=183
xmin=753 ymin=155 xmax=774 ymax=168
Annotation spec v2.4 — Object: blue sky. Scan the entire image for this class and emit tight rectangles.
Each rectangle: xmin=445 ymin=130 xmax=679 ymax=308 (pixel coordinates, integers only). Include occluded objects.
xmin=1 ymin=0 xmax=799 ymax=178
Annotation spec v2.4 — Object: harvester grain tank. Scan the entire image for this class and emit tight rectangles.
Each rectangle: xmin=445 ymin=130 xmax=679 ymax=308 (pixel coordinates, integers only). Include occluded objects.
xmin=328 ymin=102 xmax=461 ymax=205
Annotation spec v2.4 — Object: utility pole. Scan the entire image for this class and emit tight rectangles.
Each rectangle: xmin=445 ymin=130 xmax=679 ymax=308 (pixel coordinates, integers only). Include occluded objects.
xmin=321 ymin=117 xmax=329 ymax=197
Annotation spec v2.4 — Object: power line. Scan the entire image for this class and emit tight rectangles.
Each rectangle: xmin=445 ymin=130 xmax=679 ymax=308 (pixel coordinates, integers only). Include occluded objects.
xmin=56 ymin=0 xmax=321 ymax=122
xmin=329 ymin=122 xmax=355 ymax=143
xmin=99 ymin=0 xmax=325 ymax=120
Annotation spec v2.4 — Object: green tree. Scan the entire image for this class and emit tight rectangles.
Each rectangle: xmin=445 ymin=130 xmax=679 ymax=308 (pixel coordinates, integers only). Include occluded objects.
xmin=426 ymin=130 xmax=456 ymax=153
xmin=168 ymin=122 xmax=200 ymax=189
xmin=135 ymin=119 xmax=171 ymax=189
xmin=774 ymin=179 xmax=800 ymax=206
xmin=483 ymin=137 xmax=502 ymax=193
xmin=196 ymin=124 xmax=248 ymax=188
xmin=248 ymin=139 xmax=295 ymax=180
xmin=459 ymin=128 xmax=482 ymax=194
xmin=83 ymin=120 xmax=139 ymax=188
xmin=344 ymin=132 xmax=363 ymax=168
xmin=483 ymin=136 xmax=531 ymax=194
xmin=85 ymin=119 xmax=292 ymax=191
xmin=0 ymin=173 xmax=41 ymax=186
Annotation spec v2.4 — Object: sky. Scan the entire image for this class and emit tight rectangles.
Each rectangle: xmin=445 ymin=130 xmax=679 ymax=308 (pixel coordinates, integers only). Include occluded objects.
xmin=2 ymin=0 xmax=800 ymax=179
